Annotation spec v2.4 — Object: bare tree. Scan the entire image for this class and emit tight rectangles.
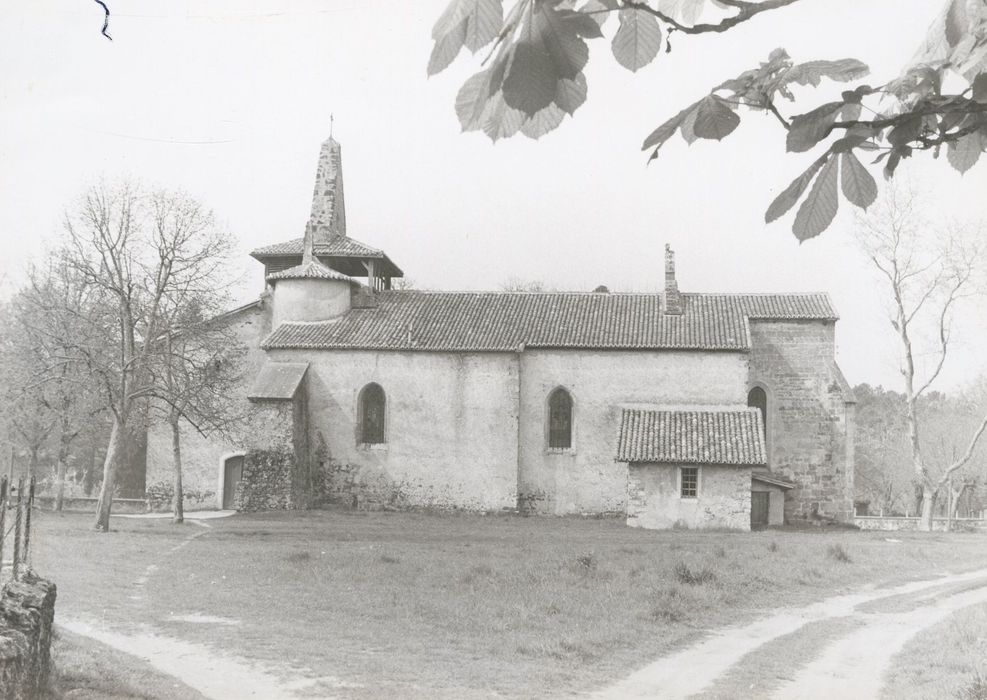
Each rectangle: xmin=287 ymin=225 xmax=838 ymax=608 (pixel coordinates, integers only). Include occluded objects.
xmin=499 ymin=278 xmax=552 ymax=293
xmin=40 ymin=181 xmax=238 ymax=531
xmin=857 ymin=186 xmax=987 ymax=531
xmin=155 ymin=307 xmax=246 ymax=524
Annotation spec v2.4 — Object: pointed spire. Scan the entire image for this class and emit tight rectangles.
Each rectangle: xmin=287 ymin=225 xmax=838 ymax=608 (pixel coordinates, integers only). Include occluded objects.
xmin=308 ymin=129 xmax=346 ymax=243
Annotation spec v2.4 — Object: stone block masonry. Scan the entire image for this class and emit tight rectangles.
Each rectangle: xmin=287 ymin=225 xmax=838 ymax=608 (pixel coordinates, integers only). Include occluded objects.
xmin=0 ymin=571 xmax=56 ymax=699
xmin=748 ymin=320 xmax=854 ymax=522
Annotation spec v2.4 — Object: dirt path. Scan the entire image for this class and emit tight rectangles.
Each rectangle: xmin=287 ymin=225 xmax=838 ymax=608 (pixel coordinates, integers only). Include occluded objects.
xmin=598 ymin=566 xmax=987 ymax=699
xmin=60 ymin=516 xmax=350 ymax=700
xmin=59 ymin=618 xmax=313 ymax=700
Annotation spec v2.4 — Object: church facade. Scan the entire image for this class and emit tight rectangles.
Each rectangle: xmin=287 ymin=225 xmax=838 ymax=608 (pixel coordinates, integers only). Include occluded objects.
xmin=145 ymin=134 xmax=856 ymax=529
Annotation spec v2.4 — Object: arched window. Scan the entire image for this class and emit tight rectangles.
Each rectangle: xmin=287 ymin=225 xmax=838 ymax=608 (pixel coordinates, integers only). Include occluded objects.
xmin=747 ymin=386 xmax=767 ymax=438
xmin=359 ymin=383 xmax=386 ymax=444
xmin=548 ymin=388 xmax=573 ymax=450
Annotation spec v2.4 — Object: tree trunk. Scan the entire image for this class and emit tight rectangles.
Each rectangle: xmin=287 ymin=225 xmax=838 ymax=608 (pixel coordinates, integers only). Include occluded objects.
xmin=94 ymin=418 xmax=123 ymax=532
xmin=919 ymin=483 xmax=936 ymax=531
xmin=28 ymin=446 xmax=39 ymax=480
xmin=170 ymin=415 xmax=184 ymax=525
xmin=83 ymin=444 xmax=96 ymax=496
xmin=54 ymin=450 xmax=68 ymax=513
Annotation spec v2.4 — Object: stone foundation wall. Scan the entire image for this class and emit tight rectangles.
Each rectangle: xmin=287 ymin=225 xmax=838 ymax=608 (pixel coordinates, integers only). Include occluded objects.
xmin=626 ymin=463 xmax=751 ymax=530
xmin=0 ymin=571 xmax=57 ymax=699
xmin=854 ymin=516 xmax=987 ymax=532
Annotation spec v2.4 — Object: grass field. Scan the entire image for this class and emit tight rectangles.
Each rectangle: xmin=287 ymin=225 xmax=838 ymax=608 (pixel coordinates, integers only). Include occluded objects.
xmin=30 ymin=509 xmax=987 ymax=698
xmin=883 ymin=601 xmax=987 ymax=700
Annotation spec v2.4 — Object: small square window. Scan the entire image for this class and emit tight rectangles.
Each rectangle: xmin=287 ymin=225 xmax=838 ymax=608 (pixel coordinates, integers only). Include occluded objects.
xmin=680 ymin=467 xmax=698 ymax=498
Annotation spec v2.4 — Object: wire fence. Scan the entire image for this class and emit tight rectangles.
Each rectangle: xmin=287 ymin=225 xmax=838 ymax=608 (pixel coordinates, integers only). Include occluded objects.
xmin=1 ymin=475 xmax=36 ymax=584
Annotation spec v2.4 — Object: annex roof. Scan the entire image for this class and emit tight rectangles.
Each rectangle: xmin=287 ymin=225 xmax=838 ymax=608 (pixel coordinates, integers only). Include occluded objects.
xmin=262 ymin=291 xmax=837 ymax=352
xmin=247 ymin=362 xmax=309 ymax=401
xmin=615 ymin=408 xmax=767 ymax=465
xmin=752 ymin=471 xmax=796 ymax=489
xmin=266 ymin=259 xmax=353 ymax=283
xmin=250 ymin=236 xmax=404 ymax=278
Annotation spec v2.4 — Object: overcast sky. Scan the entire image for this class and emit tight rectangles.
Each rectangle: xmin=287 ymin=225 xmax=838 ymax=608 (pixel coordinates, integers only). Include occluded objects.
xmin=2 ymin=0 xmax=985 ymax=391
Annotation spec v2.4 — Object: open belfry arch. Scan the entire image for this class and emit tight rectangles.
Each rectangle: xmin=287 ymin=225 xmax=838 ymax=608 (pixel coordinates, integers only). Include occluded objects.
xmin=143 ymin=127 xmax=855 ymax=529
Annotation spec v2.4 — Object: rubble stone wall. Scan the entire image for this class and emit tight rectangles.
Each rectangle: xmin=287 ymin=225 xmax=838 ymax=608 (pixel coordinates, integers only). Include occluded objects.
xmin=0 ymin=572 xmax=56 ymax=700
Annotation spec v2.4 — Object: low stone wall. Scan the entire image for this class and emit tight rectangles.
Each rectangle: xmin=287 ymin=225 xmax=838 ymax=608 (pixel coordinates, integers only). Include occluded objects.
xmin=33 ymin=496 xmax=147 ymax=515
xmin=854 ymin=516 xmax=987 ymax=532
xmin=0 ymin=571 xmax=57 ymax=699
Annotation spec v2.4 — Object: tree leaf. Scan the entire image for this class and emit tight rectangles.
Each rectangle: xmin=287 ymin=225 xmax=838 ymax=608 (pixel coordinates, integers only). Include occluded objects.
xmin=764 ymin=154 xmax=827 ymax=224
xmin=521 ymin=103 xmax=567 ymax=139
xmin=658 ymin=0 xmax=704 ymax=25
xmin=786 ymin=58 xmax=870 ymax=87
xmin=972 ymin=72 xmax=987 ymax=103
xmin=946 ymin=0 xmax=968 ymax=47
xmin=481 ymin=94 xmax=526 ymax=141
xmin=692 ymin=95 xmax=740 ymax=141
xmin=431 ymin=0 xmax=503 ymax=57
xmin=428 ymin=17 xmax=469 ymax=76
xmin=793 ymin=156 xmax=839 ymax=241
xmin=947 ymin=131 xmax=984 ymax=173
xmin=786 ymin=102 xmax=843 ymax=153
xmin=553 ymin=74 xmax=587 ymax=115
xmin=503 ymin=42 xmax=558 ymax=114
xmin=611 ymin=9 xmax=662 ymax=73
xmin=456 ymin=69 xmax=499 ymax=131
xmin=641 ymin=99 xmax=701 ymax=152
xmin=840 ymin=151 xmax=877 ymax=209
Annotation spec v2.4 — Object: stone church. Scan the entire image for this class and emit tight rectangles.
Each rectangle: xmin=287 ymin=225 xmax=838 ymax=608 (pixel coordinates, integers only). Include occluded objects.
xmin=145 ymin=133 xmax=856 ymax=530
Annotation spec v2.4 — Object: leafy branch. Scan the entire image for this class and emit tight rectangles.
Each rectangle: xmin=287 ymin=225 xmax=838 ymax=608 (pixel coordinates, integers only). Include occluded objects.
xmin=430 ymin=0 xmax=987 ymax=240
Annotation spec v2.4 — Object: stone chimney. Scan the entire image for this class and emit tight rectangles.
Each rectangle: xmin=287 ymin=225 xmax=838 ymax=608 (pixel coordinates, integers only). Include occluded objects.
xmin=664 ymin=244 xmax=683 ymax=315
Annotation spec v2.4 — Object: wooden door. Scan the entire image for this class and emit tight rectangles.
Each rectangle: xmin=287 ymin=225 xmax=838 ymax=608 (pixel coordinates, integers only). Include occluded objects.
xmin=751 ymin=491 xmax=769 ymax=528
xmin=223 ymin=456 xmax=244 ymax=509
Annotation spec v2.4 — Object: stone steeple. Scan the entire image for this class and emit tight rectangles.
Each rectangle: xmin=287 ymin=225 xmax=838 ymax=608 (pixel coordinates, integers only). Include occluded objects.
xmin=308 ymin=135 xmax=347 ymax=243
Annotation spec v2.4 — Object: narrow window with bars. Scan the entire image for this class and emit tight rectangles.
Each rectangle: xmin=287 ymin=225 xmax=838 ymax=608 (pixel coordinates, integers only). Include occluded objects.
xmin=547 ymin=388 xmax=573 ymax=450
xmin=680 ymin=467 xmax=699 ymax=498
xmin=359 ymin=383 xmax=386 ymax=445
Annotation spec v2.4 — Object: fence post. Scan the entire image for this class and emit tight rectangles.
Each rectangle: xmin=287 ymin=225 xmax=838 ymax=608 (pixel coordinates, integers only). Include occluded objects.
xmin=0 ymin=476 xmax=7 ymax=581
xmin=23 ymin=476 xmax=35 ymax=568
xmin=11 ymin=477 xmax=23 ymax=581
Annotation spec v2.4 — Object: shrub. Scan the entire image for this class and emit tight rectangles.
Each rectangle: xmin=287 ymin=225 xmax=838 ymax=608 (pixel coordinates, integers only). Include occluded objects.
xmin=767 ymin=541 xmax=779 ymax=553
xmin=379 ymin=554 xmax=401 ymax=564
xmin=575 ymin=552 xmax=596 ymax=570
xmin=647 ymin=586 xmax=685 ymax=622
xmin=673 ymin=561 xmax=717 ymax=586
xmin=713 ymin=545 xmax=726 ymax=558
xmin=826 ymin=544 xmax=852 ymax=563
xmin=957 ymin=672 xmax=987 ymax=700
xmin=286 ymin=551 xmax=311 ymax=564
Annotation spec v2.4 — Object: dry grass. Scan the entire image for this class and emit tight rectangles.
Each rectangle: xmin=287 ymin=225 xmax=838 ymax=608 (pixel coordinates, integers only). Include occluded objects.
xmin=882 ymin=602 xmax=987 ymax=700
xmin=30 ymin=510 xmax=987 ymax=699
xmin=47 ymin=627 xmax=206 ymax=699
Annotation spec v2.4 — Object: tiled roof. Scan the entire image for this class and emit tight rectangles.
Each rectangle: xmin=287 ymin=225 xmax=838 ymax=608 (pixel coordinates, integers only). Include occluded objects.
xmin=616 ymin=408 xmax=767 ymax=465
xmin=262 ymin=291 xmax=837 ymax=352
xmin=266 ymin=260 xmax=353 ymax=283
xmin=251 ymin=236 xmax=385 ymax=259
xmin=731 ymin=293 xmax=838 ymax=321
xmin=247 ymin=362 xmax=308 ymax=400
